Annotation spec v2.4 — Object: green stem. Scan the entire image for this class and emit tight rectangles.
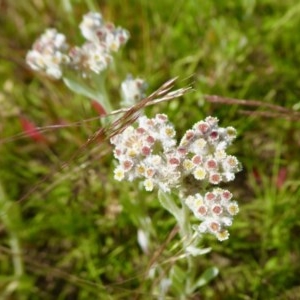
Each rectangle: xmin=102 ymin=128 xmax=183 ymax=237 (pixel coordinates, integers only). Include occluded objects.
xmin=158 ymin=191 xmax=201 ymax=297
xmin=63 ymin=71 xmax=113 ymax=115
xmin=178 ymin=200 xmax=192 ymax=243
xmin=177 ymin=199 xmax=196 ymax=295
xmin=92 ymin=73 xmax=113 ymax=114
xmin=0 ymin=181 xmax=24 ymax=278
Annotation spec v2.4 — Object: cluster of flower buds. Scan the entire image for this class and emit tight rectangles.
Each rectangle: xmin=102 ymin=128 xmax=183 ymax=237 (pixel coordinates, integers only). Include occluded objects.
xmin=110 ymin=114 xmax=178 ymax=193
xmin=185 ymin=188 xmax=239 ymax=241
xmin=179 ymin=116 xmax=240 ymax=186
xmin=120 ymin=75 xmax=147 ymax=107
xmin=79 ymin=12 xmax=129 ymax=52
xmin=26 ymin=29 xmax=69 ymax=79
xmin=111 ymin=114 xmax=241 ymax=241
xmin=26 ymin=12 xmax=129 ymax=79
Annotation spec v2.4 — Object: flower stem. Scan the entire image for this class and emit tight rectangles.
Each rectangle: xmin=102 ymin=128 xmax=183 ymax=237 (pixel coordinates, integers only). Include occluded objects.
xmin=92 ymin=72 xmax=113 ymax=114
xmin=0 ymin=181 xmax=24 ymax=278
xmin=178 ymin=199 xmax=198 ymax=296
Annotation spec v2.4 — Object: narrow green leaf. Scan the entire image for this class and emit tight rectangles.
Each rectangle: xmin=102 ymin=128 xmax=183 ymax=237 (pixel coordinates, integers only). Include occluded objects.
xmin=186 ymin=245 xmax=211 ymax=257
xmin=158 ymin=190 xmax=182 ymax=222
xmin=63 ymin=75 xmax=111 ymax=112
xmin=170 ymin=265 xmax=186 ymax=295
xmin=63 ymin=77 xmax=97 ymax=100
xmin=191 ymin=266 xmax=219 ymax=291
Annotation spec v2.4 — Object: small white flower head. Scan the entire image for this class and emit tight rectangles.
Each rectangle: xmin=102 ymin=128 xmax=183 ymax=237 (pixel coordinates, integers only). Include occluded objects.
xmin=74 ymin=12 xmax=129 ymax=75
xmin=144 ymin=179 xmax=154 ymax=191
xmin=110 ymin=114 xmax=180 ymax=192
xmin=114 ymin=166 xmax=125 ymax=181
xmin=80 ymin=42 xmax=112 ymax=74
xmin=26 ymin=28 xmax=69 ymax=79
xmin=79 ymin=11 xmax=129 ymax=51
xmin=79 ymin=12 xmax=104 ymax=42
xmin=68 ymin=42 xmax=112 ymax=76
xmin=104 ymin=25 xmax=130 ymax=52
xmin=185 ymin=188 xmax=239 ymax=241
xmin=193 ymin=167 xmax=207 ymax=180
xmin=121 ymin=75 xmax=147 ymax=107
xmin=179 ymin=116 xmax=241 ymax=186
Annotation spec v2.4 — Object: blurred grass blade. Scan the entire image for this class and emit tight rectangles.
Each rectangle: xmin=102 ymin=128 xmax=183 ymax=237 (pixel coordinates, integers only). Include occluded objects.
xmin=191 ymin=266 xmax=219 ymax=291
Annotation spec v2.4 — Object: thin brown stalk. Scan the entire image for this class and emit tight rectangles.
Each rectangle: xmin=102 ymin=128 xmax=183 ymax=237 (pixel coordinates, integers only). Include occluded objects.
xmin=88 ymin=77 xmax=191 ymax=144
xmin=108 ymin=86 xmax=192 ymax=116
xmin=239 ymin=109 xmax=300 ymax=120
xmin=204 ymin=94 xmax=300 ymax=120
xmin=204 ymin=95 xmax=291 ymax=113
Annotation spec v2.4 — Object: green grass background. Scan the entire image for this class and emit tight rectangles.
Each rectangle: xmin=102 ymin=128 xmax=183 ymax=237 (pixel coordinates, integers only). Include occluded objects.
xmin=1 ymin=0 xmax=300 ymax=299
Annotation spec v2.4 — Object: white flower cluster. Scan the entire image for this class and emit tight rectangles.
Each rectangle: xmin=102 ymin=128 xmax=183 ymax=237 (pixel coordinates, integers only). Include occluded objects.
xmin=185 ymin=188 xmax=239 ymax=241
xmin=111 ymin=114 xmax=178 ymax=193
xmin=26 ymin=29 xmax=69 ymax=79
xmin=179 ymin=116 xmax=240 ymax=185
xmin=79 ymin=12 xmax=129 ymax=52
xmin=26 ymin=12 xmax=129 ymax=79
xmin=71 ymin=12 xmax=129 ymax=75
xmin=120 ymin=75 xmax=147 ymax=107
xmin=110 ymin=114 xmax=241 ymax=241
